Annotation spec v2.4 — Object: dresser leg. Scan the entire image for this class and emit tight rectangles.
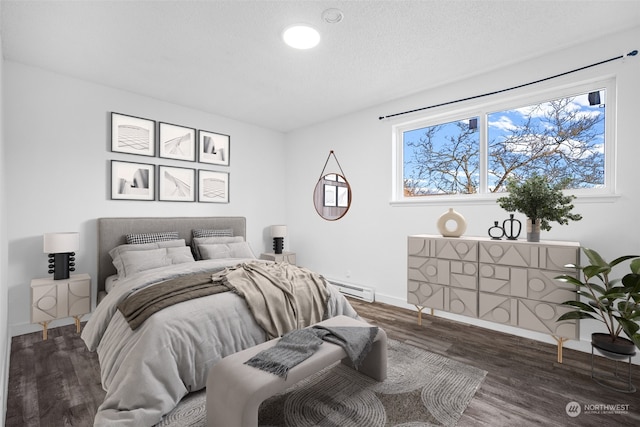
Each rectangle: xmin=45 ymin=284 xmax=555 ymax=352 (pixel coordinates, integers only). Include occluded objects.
xmin=552 ymin=336 xmax=568 ymax=363
xmin=414 ymin=305 xmax=425 ymax=325
xmin=39 ymin=321 xmax=49 ymax=340
xmin=73 ymin=316 xmax=82 ymax=333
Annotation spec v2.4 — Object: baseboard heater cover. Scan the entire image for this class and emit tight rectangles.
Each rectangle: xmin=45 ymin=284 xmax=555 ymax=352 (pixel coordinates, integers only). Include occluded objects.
xmin=326 ymin=278 xmax=375 ymax=302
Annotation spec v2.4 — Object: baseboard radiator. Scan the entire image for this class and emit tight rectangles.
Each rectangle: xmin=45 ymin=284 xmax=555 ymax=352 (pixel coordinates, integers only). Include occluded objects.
xmin=326 ymin=278 xmax=375 ymax=302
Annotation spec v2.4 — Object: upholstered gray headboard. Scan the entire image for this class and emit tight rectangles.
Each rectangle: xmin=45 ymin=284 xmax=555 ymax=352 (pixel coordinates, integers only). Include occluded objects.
xmin=97 ymin=216 xmax=246 ymax=295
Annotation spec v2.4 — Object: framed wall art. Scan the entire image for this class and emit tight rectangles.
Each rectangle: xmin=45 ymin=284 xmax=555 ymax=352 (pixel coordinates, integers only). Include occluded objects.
xmin=337 ymin=186 xmax=349 ymax=207
xmin=111 ymin=112 xmax=156 ymax=156
xmin=111 ymin=160 xmax=155 ymax=201
xmin=198 ymin=130 xmax=230 ymax=166
xmin=159 ymin=122 xmax=196 ymax=162
xmin=324 ymin=184 xmax=337 ymax=207
xmin=198 ymin=170 xmax=229 ymax=203
xmin=158 ymin=165 xmax=196 ymax=202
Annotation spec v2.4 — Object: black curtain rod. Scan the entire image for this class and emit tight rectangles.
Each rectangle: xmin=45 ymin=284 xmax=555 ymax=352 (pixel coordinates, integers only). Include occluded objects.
xmin=378 ymin=49 xmax=638 ymax=121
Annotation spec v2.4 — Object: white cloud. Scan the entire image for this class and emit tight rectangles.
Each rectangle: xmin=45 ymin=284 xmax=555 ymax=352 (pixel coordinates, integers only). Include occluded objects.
xmin=488 ymin=115 xmax=517 ymax=131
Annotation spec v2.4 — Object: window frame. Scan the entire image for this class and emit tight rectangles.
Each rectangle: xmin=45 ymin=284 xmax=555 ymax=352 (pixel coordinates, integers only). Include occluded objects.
xmin=391 ymin=77 xmax=617 ymax=205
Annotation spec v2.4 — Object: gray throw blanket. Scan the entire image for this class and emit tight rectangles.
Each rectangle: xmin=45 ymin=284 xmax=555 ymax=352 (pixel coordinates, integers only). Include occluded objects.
xmin=244 ymin=325 xmax=379 ymax=378
xmin=117 ymin=271 xmax=229 ymax=330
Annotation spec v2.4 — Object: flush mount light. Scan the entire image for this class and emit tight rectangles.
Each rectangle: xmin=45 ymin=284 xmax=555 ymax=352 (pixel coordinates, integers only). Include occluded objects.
xmin=282 ymin=24 xmax=320 ymax=49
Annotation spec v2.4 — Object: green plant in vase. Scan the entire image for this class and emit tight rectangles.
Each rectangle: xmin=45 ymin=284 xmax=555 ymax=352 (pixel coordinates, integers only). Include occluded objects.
xmin=496 ymin=174 xmax=582 ymax=242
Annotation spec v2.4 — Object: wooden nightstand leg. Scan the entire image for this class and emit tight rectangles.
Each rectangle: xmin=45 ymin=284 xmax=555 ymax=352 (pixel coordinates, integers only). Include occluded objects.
xmin=39 ymin=321 xmax=49 ymax=340
xmin=553 ymin=336 xmax=568 ymax=363
xmin=73 ymin=316 xmax=82 ymax=333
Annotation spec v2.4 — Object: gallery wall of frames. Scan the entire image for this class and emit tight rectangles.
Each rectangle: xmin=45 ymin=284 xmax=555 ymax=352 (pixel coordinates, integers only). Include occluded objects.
xmin=110 ymin=112 xmax=230 ymax=203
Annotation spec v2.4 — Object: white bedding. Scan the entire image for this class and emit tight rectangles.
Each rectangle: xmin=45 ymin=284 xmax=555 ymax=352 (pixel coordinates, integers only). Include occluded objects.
xmin=81 ymin=258 xmax=358 ymax=426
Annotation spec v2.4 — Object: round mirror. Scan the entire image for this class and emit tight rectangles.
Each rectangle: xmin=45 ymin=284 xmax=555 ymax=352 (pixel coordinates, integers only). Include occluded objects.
xmin=313 ymin=173 xmax=351 ymax=221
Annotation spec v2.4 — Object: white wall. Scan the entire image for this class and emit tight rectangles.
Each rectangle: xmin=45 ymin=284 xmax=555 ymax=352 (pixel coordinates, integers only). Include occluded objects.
xmin=4 ymin=61 xmax=288 ymax=336
xmin=0 ymin=0 xmax=9 ymax=419
xmin=285 ymin=26 xmax=640 ymax=361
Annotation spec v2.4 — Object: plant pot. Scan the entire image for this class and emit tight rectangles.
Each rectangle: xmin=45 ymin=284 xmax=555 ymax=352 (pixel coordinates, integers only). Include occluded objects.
xmin=591 ymin=333 xmax=637 ymax=359
xmin=526 ymin=218 xmax=540 ymax=242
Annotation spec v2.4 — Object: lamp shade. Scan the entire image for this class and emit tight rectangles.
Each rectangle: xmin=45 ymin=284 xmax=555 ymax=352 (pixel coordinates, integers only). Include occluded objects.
xmin=271 ymin=225 xmax=287 ymax=238
xmin=43 ymin=232 xmax=79 ymax=254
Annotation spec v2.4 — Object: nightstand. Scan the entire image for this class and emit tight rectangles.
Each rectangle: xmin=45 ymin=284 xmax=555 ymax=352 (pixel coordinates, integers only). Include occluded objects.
xmin=260 ymin=252 xmax=296 ymax=265
xmin=31 ymin=273 xmax=91 ymax=340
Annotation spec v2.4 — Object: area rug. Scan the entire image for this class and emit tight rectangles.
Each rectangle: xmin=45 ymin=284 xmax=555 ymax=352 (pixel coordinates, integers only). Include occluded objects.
xmin=155 ymin=339 xmax=487 ymax=427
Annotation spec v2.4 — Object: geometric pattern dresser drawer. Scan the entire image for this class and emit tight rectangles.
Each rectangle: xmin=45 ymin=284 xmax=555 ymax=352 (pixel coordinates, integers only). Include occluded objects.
xmin=408 ymin=235 xmax=579 ymax=339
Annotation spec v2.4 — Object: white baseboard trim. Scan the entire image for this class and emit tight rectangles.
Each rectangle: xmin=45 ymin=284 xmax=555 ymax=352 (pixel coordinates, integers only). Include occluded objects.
xmin=374 ymin=292 xmax=640 ymax=365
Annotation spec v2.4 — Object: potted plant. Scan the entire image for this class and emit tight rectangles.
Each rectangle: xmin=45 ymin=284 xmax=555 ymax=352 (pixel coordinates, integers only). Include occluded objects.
xmin=556 ymin=247 xmax=640 ymax=357
xmin=496 ymin=174 xmax=582 ymax=242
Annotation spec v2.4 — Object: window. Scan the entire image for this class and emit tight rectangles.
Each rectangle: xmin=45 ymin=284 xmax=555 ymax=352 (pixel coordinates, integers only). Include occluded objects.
xmin=393 ymin=79 xmax=614 ymax=202
xmin=323 ymin=174 xmax=349 ymax=207
xmin=403 ymin=116 xmax=480 ymax=196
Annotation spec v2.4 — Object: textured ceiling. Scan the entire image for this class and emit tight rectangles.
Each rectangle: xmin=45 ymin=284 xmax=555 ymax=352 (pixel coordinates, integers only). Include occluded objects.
xmin=2 ymin=1 xmax=640 ymax=132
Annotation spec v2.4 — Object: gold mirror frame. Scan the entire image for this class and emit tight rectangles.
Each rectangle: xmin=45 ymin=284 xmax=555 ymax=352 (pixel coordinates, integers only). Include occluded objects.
xmin=313 ymin=173 xmax=351 ymax=221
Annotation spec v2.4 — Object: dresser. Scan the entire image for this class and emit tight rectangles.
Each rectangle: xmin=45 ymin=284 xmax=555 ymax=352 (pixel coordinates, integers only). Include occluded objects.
xmin=407 ymin=235 xmax=580 ymax=361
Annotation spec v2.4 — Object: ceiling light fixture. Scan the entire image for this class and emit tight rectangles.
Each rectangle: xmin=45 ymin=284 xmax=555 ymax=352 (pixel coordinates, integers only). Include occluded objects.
xmin=282 ymin=24 xmax=320 ymax=49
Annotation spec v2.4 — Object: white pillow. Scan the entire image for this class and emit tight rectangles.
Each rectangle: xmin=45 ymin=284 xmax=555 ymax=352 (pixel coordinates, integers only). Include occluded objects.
xmin=120 ymin=248 xmax=171 ymax=278
xmin=198 ymin=241 xmax=256 ymax=260
xmin=198 ymin=244 xmax=232 ymax=260
xmin=227 ymin=241 xmax=256 ymax=259
xmin=166 ymin=246 xmax=195 ymax=264
xmin=156 ymin=239 xmax=187 ymax=248
xmin=110 ymin=239 xmax=186 ymax=278
xmin=192 ymin=236 xmax=244 ymax=260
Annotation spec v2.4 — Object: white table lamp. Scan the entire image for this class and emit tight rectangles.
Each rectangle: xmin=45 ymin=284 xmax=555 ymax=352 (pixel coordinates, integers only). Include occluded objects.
xmin=271 ymin=225 xmax=287 ymax=254
xmin=43 ymin=232 xmax=79 ymax=280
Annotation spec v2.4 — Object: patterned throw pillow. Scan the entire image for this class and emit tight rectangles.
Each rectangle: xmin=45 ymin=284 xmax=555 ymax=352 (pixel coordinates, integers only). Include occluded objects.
xmin=125 ymin=231 xmax=180 ymax=245
xmin=191 ymin=229 xmax=234 ymax=238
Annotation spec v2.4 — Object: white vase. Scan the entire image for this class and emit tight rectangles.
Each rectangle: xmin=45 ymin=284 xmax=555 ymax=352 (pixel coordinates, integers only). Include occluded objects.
xmin=437 ymin=208 xmax=467 ymax=237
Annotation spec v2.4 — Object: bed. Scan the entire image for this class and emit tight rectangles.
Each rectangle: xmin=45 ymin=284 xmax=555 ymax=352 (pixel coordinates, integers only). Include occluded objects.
xmin=81 ymin=216 xmax=358 ymax=426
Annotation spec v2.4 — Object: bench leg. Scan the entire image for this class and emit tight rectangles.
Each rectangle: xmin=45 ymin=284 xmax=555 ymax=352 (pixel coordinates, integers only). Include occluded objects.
xmin=341 ymin=328 xmax=387 ymax=381
xmin=207 ymin=368 xmax=261 ymax=427
xmin=207 ymin=401 xmax=258 ymax=427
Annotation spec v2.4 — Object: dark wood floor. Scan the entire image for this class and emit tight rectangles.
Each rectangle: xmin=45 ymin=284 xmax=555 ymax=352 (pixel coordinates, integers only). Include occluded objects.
xmin=5 ymin=298 xmax=640 ymax=426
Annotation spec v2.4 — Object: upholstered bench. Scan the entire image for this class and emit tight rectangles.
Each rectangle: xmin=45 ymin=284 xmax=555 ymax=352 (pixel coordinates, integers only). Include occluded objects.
xmin=206 ymin=315 xmax=387 ymax=427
